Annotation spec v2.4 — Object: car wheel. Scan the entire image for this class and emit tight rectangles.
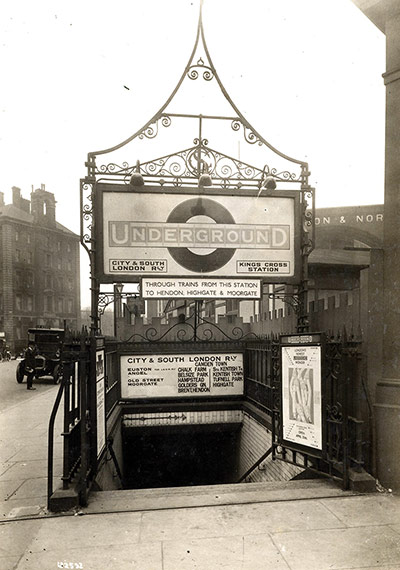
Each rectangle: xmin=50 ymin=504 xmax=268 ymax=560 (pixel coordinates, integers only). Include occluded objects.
xmin=16 ymin=362 xmax=25 ymax=383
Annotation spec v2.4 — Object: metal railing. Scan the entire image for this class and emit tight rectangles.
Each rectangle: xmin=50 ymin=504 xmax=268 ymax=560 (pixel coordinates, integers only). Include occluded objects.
xmin=47 ymin=332 xmax=90 ymax=509
xmin=61 ymin=358 xmax=83 ymax=490
xmin=47 ymin=378 xmax=66 ymax=510
xmin=244 ymin=341 xmax=278 ymax=415
xmin=105 ymin=345 xmax=120 ymax=418
xmin=237 ymin=447 xmax=272 ymax=483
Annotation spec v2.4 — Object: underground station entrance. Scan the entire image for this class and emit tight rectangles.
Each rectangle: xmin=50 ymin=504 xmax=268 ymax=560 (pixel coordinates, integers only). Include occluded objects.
xmin=47 ymin=330 xmax=370 ymax=513
xmin=46 ymin=6 xmax=373 ymax=512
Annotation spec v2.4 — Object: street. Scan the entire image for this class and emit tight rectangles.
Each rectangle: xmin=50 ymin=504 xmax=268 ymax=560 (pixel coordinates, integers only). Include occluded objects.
xmin=0 ymin=360 xmax=63 ymax=519
xmin=0 ymin=361 xmax=57 ymax=413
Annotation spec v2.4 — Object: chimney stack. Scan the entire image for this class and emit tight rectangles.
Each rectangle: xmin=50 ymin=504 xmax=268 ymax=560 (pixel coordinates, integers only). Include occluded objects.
xmin=31 ymin=187 xmax=56 ymax=226
xmin=12 ymin=186 xmax=21 ymax=206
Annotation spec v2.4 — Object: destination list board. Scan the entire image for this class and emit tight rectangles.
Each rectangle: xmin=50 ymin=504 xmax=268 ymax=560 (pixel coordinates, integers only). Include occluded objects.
xmin=120 ymin=353 xmax=244 ymax=399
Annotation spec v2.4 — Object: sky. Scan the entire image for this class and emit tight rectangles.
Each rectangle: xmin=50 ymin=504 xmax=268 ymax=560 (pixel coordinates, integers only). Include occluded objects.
xmin=0 ymin=0 xmax=386 ymax=306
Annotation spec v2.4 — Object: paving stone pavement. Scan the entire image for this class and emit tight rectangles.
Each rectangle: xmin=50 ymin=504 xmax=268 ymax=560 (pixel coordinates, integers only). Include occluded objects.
xmin=1 ymin=491 xmax=400 ymax=570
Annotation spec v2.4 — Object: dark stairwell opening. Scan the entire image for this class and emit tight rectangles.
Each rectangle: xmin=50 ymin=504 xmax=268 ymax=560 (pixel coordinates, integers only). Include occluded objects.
xmin=122 ymin=424 xmax=241 ymax=489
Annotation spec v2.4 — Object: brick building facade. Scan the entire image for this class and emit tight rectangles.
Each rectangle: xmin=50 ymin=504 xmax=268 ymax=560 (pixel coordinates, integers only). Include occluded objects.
xmin=0 ymin=186 xmax=80 ymax=354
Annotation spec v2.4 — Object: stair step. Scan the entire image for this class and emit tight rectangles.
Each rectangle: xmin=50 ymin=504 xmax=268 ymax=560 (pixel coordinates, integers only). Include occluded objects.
xmin=85 ymin=478 xmax=356 ymax=514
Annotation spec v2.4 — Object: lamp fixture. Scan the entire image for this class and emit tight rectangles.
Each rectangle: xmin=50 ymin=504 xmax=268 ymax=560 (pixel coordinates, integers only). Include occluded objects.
xmin=130 ymin=160 xmax=144 ymax=187
xmin=263 ymin=175 xmax=277 ymax=190
xmin=198 ymin=164 xmax=212 ymax=187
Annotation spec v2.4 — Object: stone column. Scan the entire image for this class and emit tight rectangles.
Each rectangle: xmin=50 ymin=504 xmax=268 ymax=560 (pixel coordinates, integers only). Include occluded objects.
xmin=375 ymin=11 xmax=400 ymax=490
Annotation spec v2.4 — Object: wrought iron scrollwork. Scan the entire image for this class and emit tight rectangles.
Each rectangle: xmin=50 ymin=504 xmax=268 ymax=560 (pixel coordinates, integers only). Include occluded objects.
xmin=139 ymin=115 xmax=172 ymax=140
xmin=262 ymin=165 xmax=298 ymax=182
xmin=193 ymin=137 xmax=209 ymax=146
xmin=231 ymin=119 xmax=262 ymax=146
xmin=98 ymin=292 xmax=139 ymax=316
xmin=94 ymin=144 xmax=305 ymax=189
xmin=123 ymin=311 xmax=262 ymax=344
xmin=98 ymin=161 xmax=130 ymax=175
xmin=326 ymin=403 xmax=343 ymax=423
xmin=80 ymin=179 xmax=95 ymax=254
xmin=187 ymin=57 xmax=214 ymax=81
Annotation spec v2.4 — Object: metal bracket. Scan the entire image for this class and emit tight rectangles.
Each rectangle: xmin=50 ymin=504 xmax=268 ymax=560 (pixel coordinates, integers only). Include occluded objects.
xmin=268 ymin=292 xmax=301 ymax=314
xmin=98 ymin=292 xmax=138 ymax=316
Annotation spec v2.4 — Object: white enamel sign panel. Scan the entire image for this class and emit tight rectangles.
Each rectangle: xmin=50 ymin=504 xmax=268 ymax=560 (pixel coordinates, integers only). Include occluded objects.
xmin=120 ymin=353 xmax=244 ymax=399
xmin=101 ymin=191 xmax=296 ymax=279
xmin=141 ymin=278 xmax=261 ymax=299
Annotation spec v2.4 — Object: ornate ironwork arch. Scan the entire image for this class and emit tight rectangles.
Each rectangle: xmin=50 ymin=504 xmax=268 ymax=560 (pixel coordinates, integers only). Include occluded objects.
xmin=80 ymin=0 xmax=315 ymax=336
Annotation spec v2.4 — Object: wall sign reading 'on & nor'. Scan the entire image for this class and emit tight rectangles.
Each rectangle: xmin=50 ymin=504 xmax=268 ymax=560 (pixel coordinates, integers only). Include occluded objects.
xmin=120 ymin=353 xmax=244 ymax=399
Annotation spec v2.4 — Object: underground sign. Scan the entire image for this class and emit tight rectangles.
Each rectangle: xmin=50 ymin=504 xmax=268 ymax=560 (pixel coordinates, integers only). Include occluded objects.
xmin=101 ymin=189 xmax=296 ymax=279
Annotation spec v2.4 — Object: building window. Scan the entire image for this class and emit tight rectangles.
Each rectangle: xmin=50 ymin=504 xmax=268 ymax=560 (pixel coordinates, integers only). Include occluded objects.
xmin=27 ymin=233 xmax=31 ymax=244
xmin=67 ymin=299 xmax=73 ymax=314
xmin=67 ymin=278 xmax=73 ymax=291
xmin=27 ymin=251 xmax=33 ymax=264
xmin=45 ymin=296 xmax=53 ymax=312
xmin=15 ymin=271 xmax=22 ymax=287
xmin=16 ymin=249 xmax=21 ymax=262
xmin=45 ymin=236 xmax=50 ymax=248
xmin=67 ymin=260 xmax=72 ymax=271
xmin=57 ymin=259 xmax=62 ymax=270
xmin=46 ymin=254 xmax=52 ymax=267
xmin=45 ymin=274 xmax=53 ymax=288
xmin=27 ymin=296 xmax=33 ymax=312
xmin=67 ymin=243 xmax=71 ymax=253
xmin=58 ymin=298 xmax=63 ymax=313
xmin=16 ymin=295 xmax=22 ymax=311
xmin=57 ymin=241 xmax=61 ymax=251
xmin=15 ymin=231 xmax=19 ymax=241
xmin=27 ymin=272 xmax=34 ymax=287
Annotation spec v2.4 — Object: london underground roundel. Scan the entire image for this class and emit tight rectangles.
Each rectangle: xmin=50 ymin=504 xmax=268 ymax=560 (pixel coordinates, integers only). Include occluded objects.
xmin=166 ymin=197 xmax=236 ymax=273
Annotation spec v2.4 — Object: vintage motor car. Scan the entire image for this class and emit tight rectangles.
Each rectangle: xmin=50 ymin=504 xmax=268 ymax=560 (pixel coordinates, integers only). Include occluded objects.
xmin=16 ymin=328 xmax=64 ymax=384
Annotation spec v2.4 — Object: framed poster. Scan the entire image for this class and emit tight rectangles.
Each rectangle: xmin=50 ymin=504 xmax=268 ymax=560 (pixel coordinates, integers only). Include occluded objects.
xmin=280 ymin=334 xmax=324 ymax=454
